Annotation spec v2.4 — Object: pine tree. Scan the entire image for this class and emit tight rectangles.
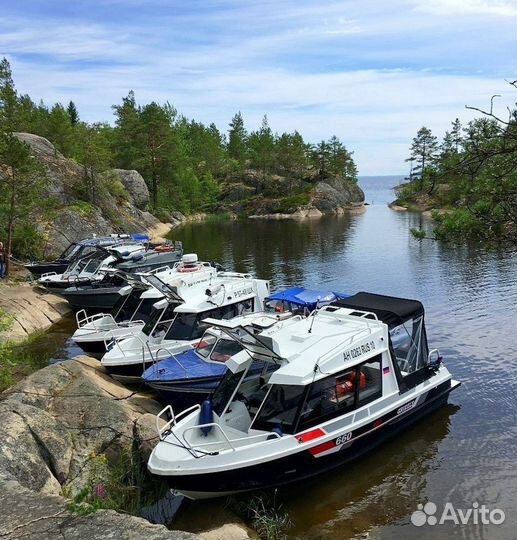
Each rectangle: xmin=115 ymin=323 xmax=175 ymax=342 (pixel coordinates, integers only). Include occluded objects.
xmin=406 ymin=127 xmax=439 ymax=190
xmin=0 ymin=58 xmax=18 ymax=131
xmin=228 ymin=112 xmax=248 ymax=166
xmin=0 ymin=133 xmax=47 ymax=275
xmin=67 ymin=100 xmax=79 ymax=126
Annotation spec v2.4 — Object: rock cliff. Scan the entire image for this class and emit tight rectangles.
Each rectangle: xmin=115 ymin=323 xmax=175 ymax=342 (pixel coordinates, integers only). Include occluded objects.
xmin=13 ymin=133 xmax=172 ymax=258
xmin=221 ymin=169 xmax=365 ymax=218
xmin=0 ymin=356 xmax=201 ymax=539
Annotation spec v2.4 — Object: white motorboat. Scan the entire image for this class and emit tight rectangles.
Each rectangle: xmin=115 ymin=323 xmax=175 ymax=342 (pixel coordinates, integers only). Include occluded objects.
xmin=71 ymin=255 xmax=219 ymax=354
xmin=101 ymin=272 xmax=270 ymax=381
xmin=147 ymin=292 xmax=460 ymax=499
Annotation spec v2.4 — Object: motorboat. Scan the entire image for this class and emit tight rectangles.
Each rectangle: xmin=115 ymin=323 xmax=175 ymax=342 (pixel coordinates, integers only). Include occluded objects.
xmin=58 ymin=242 xmax=185 ymax=311
xmin=147 ymin=292 xmax=460 ymax=500
xmin=142 ymin=312 xmax=296 ymax=405
xmin=264 ymin=287 xmax=349 ymax=314
xmin=24 ymin=233 xmax=150 ymax=278
xmin=71 ymin=258 xmax=220 ymax=354
xmin=143 ymin=287 xmax=350 ymax=405
xmin=37 ymin=244 xmax=146 ymax=290
xmin=101 ymin=272 xmax=270 ymax=381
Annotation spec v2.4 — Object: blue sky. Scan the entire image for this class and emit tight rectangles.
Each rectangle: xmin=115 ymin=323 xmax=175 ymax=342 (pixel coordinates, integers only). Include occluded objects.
xmin=1 ymin=0 xmax=515 ymax=174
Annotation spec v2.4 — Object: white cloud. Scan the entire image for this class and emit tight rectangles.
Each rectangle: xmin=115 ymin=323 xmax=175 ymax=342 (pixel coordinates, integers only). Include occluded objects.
xmin=1 ymin=1 xmax=515 ymax=174
xmin=412 ymin=0 xmax=517 ymax=16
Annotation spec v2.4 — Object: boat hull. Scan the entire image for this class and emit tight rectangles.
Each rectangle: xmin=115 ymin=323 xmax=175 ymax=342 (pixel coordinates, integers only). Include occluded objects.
xmin=61 ymin=286 xmax=123 ymax=313
xmin=165 ymin=380 xmax=459 ymax=499
xmin=25 ymin=261 xmax=70 ymax=278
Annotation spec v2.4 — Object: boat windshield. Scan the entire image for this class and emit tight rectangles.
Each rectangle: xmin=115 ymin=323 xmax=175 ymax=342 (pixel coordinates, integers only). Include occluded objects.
xmin=142 ymin=302 xmax=176 ymax=337
xmin=82 ymin=259 xmax=102 ymax=275
xmin=194 ymin=333 xmax=218 ymax=358
xmin=251 ymin=384 xmax=306 ymax=434
xmin=60 ymin=243 xmax=80 ymax=260
xmin=212 ymin=369 xmax=247 ymax=415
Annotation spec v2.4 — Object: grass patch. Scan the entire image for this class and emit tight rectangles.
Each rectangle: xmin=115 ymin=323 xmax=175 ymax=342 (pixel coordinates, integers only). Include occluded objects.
xmin=103 ymin=172 xmax=130 ymax=203
xmin=67 ymin=443 xmax=168 ymax=517
xmin=0 ymin=308 xmax=15 ymax=332
xmin=227 ymin=492 xmax=292 ymax=540
xmin=68 ymin=200 xmax=96 ymax=217
xmin=0 ymin=330 xmax=51 ymax=392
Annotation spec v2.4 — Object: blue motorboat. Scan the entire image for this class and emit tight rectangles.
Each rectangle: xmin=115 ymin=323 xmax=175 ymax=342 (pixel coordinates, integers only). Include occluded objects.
xmin=264 ymin=287 xmax=349 ymax=314
xmin=142 ymin=329 xmax=245 ymax=406
xmin=142 ymin=287 xmax=350 ymax=405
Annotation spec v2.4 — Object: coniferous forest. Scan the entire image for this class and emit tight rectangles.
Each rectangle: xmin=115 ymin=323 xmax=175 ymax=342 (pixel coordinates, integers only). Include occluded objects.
xmin=0 ymin=57 xmax=359 ymax=261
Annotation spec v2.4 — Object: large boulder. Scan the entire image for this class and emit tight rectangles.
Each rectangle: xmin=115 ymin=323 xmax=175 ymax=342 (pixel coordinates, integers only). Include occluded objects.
xmin=0 ymin=356 xmax=163 ymax=496
xmin=113 ymin=169 xmax=150 ymax=210
xmin=0 ymin=356 xmax=205 ymax=538
xmin=10 ymin=133 xmax=169 ymax=258
xmin=311 ymin=179 xmax=364 ymax=214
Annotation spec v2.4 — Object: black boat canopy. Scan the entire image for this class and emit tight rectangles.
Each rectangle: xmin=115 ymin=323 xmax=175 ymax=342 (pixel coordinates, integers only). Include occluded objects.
xmin=331 ymin=291 xmax=424 ymax=328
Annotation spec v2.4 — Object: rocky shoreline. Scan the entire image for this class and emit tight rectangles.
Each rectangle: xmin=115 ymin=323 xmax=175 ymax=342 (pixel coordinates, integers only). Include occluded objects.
xmin=0 ymin=356 xmax=253 ymax=539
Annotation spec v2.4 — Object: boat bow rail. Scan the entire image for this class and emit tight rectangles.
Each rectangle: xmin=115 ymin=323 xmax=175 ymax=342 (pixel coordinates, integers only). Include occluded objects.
xmin=155 ymin=404 xmax=281 ymax=456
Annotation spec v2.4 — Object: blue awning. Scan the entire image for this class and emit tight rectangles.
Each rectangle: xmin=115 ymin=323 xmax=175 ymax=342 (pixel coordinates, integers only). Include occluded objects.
xmin=266 ymin=287 xmax=349 ymax=311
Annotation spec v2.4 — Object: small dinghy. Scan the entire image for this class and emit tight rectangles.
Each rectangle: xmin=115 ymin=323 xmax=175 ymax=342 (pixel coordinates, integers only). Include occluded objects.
xmin=148 ymin=292 xmax=460 ymax=499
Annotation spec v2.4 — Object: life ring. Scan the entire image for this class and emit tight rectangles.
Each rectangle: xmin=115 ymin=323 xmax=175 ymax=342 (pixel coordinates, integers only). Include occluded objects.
xmin=178 ymin=265 xmax=199 ymax=273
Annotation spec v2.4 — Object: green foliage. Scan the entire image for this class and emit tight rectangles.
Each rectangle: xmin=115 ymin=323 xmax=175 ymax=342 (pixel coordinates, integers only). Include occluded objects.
xmin=274 ymin=192 xmax=311 ymax=213
xmin=0 ymin=307 xmax=14 ymax=332
xmin=0 ymin=56 xmax=360 ymax=244
xmin=68 ymin=201 xmax=96 ymax=217
xmin=228 ymin=494 xmax=292 ymax=540
xmin=405 ymin=86 xmax=517 ymax=242
xmin=0 ymin=132 xmax=48 ymax=275
xmin=67 ymin=446 xmax=167 ymax=517
xmin=410 ymin=228 xmax=427 ymax=240
xmin=102 ymin=171 xmax=129 ymax=203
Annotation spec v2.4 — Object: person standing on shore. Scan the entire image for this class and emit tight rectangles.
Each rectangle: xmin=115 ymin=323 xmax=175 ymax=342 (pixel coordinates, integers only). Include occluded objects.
xmin=0 ymin=242 xmax=5 ymax=279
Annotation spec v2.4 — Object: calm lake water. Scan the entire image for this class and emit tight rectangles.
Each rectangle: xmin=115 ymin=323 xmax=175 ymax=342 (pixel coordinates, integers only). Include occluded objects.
xmin=33 ymin=175 xmax=516 ymax=539
xmin=169 ymin=175 xmax=517 ymax=540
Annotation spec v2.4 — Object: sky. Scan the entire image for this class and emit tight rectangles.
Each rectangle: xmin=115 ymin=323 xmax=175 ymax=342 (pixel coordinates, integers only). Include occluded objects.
xmin=0 ymin=0 xmax=515 ymax=175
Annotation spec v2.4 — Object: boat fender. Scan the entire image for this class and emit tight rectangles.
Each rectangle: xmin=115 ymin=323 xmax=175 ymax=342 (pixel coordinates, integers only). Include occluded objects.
xmin=267 ymin=425 xmax=283 ymax=440
xmin=199 ymin=398 xmax=214 ymax=437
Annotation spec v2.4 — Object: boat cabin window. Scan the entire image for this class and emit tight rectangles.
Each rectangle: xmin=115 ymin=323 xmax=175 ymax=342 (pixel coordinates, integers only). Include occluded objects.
xmin=297 ymin=355 xmax=383 ymax=431
xmin=196 ymin=334 xmax=243 ymax=363
xmin=60 ymin=244 xmax=80 ymax=259
xmin=252 ymin=384 xmax=306 ymax=434
xmin=164 ymin=299 xmax=255 ymax=342
xmin=390 ymin=317 xmax=427 ymax=377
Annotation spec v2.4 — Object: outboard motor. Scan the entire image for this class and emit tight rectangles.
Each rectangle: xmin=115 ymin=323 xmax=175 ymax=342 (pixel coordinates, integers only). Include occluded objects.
xmin=199 ymin=398 xmax=214 ymax=436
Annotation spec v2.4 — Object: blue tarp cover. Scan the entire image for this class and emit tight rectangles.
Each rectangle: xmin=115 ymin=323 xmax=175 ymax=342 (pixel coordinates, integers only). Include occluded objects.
xmin=266 ymin=287 xmax=349 ymax=310
xmin=143 ymin=348 xmax=227 ymax=382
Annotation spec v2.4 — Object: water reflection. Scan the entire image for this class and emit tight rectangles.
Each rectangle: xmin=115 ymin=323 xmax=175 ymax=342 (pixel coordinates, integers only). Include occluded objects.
xmin=283 ymin=405 xmax=459 ymax=539
xmin=25 ymin=177 xmax=517 ymax=538
xmin=170 ymin=216 xmax=358 ymax=291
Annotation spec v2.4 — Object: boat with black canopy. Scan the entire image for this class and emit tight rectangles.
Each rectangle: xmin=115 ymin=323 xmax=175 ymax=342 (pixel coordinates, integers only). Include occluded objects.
xmin=148 ymin=292 xmax=460 ymax=499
